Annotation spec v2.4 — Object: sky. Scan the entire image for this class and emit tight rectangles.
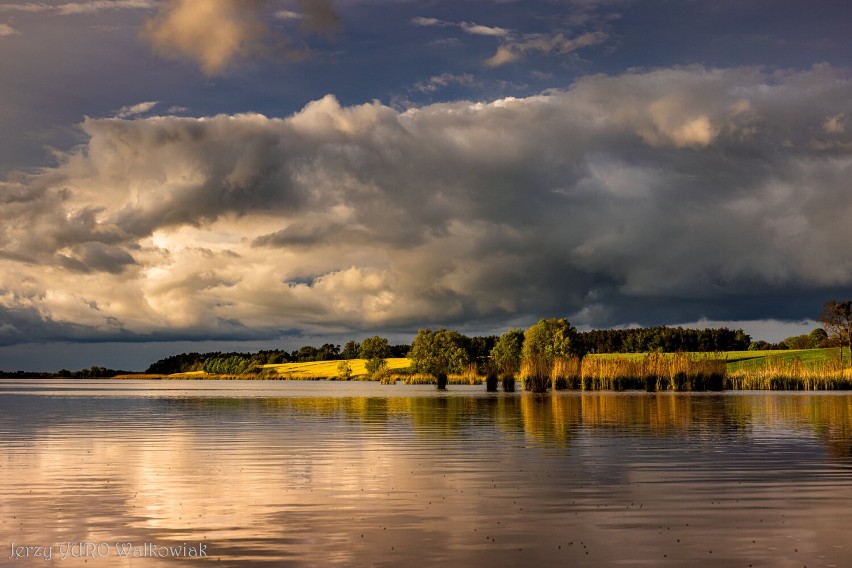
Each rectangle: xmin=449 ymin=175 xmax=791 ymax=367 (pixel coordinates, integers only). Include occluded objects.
xmin=1 ymin=0 xmax=852 ymax=371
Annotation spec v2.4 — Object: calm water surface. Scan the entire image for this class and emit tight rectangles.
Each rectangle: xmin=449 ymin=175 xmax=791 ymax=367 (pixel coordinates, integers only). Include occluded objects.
xmin=1 ymin=379 xmax=852 ymax=566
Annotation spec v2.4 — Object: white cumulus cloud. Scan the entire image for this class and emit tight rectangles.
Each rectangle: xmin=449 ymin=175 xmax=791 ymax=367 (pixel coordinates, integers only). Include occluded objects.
xmin=2 ymin=65 xmax=852 ymax=345
xmin=114 ymin=101 xmax=159 ymax=118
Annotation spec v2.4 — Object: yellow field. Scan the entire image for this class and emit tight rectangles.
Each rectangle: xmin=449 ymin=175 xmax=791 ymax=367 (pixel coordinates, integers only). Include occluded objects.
xmin=262 ymin=358 xmax=412 ymax=379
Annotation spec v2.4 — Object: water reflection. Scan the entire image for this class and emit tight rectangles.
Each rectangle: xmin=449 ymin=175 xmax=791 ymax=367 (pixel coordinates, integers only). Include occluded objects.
xmin=1 ymin=381 xmax=851 ymax=566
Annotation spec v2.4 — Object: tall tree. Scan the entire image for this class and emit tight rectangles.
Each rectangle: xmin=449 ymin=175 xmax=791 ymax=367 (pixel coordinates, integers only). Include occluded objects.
xmin=409 ymin=328 xmax=469 ymax=390
xmin=294 ymin=345 xmax=321 ymax=362
xmin=818 ymin=300 xmax=852 ymax=367
xmin=522 ymin=318 xmax=586 ymax=392
xmin=318 ymin=343 xmax=341 ymax=360
xmin=341 ymin=340 xmax=361 ymax=360
xmin=359 ymin=336 xmax=391 ymax=359
xmin=808 ymin=327 xmax=829 ymax=348
xmin=359 ymin=336 xmax=392 ymax=378
xmin=489 ymin=329 xmax=524 ymax=391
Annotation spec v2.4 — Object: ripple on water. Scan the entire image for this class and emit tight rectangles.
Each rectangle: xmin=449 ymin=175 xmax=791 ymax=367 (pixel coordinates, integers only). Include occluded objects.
xmin=1 ymin=380 xmax=851 ymax=566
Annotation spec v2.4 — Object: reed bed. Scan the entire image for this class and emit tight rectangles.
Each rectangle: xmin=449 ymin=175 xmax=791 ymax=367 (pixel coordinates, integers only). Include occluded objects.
xmin=521 ymin=353 xmax=726 ymax=392
xmin=581 ymin=353 xmax=726 ymax=391
xmin=393 ymin=372 xmax=483 ymax=386
xmin=112 ymin=374 xmax=169 ymax=379
xmin=520 ymin=352 xmax=852 ymax=391
xmin=726 ymin=358 xmax=852 ymax=390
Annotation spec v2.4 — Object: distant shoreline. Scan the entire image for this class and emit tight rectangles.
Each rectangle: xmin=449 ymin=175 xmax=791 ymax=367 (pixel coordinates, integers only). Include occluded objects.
xmin=5 ymin=347 xmax=851 ymax=391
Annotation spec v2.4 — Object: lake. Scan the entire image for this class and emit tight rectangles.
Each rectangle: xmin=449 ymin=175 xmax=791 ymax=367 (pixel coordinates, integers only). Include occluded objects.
xmin=1 ymin=380 xmax=851 ymax=567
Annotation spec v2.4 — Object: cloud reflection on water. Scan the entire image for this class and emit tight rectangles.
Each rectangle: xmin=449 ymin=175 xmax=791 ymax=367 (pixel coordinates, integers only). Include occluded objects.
xmin=1 ymin=382 xmax=851 ymax=566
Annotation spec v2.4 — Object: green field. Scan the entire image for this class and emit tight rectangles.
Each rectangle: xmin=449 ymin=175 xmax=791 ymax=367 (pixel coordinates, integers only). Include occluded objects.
xmin=587 ymin=348 xmax=847 ymax=371
xmin=714 ymin=348 xmax=848 ymax=372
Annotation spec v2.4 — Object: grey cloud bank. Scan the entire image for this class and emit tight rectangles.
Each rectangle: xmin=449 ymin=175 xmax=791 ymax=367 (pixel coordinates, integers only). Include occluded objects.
xmin=1 ymin=65 xmax=851 ymax=364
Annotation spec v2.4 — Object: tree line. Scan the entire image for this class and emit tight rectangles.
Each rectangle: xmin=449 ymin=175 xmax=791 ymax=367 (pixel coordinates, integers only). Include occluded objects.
xmin=145 ymin=325 xmax=755 ymax=376
xmin=408 ymin=319 xmax=586 ymax=392
xmin=0 ymin=366 xmax=136 ymax=379
xmin=580 ymin=327 xmax=751 ymax=353
xmin=58 ymin=299 xmax=852 ymax=380
xmin=145 ymin=342 xmax=411 ymax=375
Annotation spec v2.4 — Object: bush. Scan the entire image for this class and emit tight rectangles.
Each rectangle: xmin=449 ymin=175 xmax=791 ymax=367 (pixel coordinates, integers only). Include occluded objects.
xmin=337 ymin=360 xmax=353 ymax=380
xmin=365 ymin=357 xmax=388 ymax=379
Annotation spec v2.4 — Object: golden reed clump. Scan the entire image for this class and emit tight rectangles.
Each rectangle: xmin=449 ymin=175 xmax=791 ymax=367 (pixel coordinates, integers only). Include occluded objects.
xmin=726 ymin=358 xmax=852 ymax=390
xmin=521 ymin=352 xmax=726 ymax=391
xmin=580 ymin=352 xmax=726 ymax=391
xmin=515 ymin=352 xmax=852 ymax=391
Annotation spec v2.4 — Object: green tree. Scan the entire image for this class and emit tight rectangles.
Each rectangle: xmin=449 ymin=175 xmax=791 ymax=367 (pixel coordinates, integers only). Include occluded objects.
xmin=341 ymin=340 xmax=360 ymax=360
xmin=366 ymin=357 xmax=389 ymax=379
xmin=783 ymin=334 xmax=812 ymax=350
xmin=818 ymin=300 xmax=852 ymax=367
xmin=294 ymin=345 xmax=320 ymax=362
xmin=808 ymin=327 xmax=829 ymax=348
xmin=466 ymin=335 xmax=497 ymax=373
xmin=359 ymin=336 xmax=392 ymax=379
xmin=203 ymin=355 xmax=255 ymax=375
xmin=521 ymin=318 xmax=586 ymax=392
xmin=409 ymin=328 xmax=469 ymax=389
xmin=733 ymin=329 xmax=751 ymax=350
xmin=359 ymin=336 xmax=392 ymax=359
xmin=318 ymin=343 xmax=341 ymax=360
xmin=489 ymin=329 xmax=524 ymax=392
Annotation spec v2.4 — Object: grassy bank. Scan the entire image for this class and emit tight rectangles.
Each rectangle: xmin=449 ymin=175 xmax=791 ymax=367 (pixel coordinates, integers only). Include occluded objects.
xmin=113 ymin=349 xmax=852 ymax=390
xmin=722 ymin=348 xmax=852 ymax=390
xmin=540 ymin=349 xmax=852 ymax=391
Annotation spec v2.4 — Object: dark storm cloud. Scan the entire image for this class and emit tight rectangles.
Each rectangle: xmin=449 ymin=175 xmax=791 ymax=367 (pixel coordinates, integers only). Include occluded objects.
xmin=252 ymin=221 xmax=374 ymax=248
xmin=2 ymin=65 xmax=852 ymax=346
xmin=58 ymin=242 xmax=137 ymax=274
